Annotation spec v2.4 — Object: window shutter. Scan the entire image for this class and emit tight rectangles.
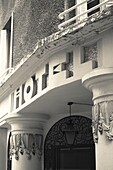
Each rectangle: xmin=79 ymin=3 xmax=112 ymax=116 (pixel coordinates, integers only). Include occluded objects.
xmin=0 ymin=30 xmax=8 ymax=77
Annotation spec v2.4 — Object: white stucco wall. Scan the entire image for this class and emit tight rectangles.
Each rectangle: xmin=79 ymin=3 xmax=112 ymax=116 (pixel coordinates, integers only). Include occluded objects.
xmin=102 ymin=29 xmax=113 ymax=67
xmin=96 ymin=132 xmax=113 ymax=170
xmin=0 ymin=96 xmax=10 ymax=115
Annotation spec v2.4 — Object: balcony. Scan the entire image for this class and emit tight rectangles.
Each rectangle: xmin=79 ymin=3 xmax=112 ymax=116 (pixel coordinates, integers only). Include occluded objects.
xmin=58 ymin=0 xmax=113 ymax=30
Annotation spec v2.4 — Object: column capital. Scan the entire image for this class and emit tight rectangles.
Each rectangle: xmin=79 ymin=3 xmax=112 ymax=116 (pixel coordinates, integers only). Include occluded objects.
xmin=82 ymin=68 xmax=113 ymax=142
xmin=6 ymin=113 xmax=49 ymax=161
xmin=6 ymin=112 xmax=49 ymax=132
xmin=10 ymin=133 xmax=43 ymax=160
xmin=82 ymin=67 xmax=113 ymax=104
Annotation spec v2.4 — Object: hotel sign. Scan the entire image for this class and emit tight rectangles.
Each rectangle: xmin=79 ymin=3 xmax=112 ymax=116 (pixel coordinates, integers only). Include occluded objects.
xmin=12 ymin=52 xmax=73 ymax=111
xmin=13 ymin=75 xmax=38 ymax=110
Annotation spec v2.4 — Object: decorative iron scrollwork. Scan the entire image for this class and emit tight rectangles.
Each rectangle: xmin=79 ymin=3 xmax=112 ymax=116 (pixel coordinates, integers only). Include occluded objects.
xmin=10 ymin=133 xmax=43 ymax=160
xmin=44 ymin=116 xmax=94 ymax=170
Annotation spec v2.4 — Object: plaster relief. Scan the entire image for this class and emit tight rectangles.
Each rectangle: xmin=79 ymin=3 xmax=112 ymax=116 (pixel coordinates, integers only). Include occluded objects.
xmin=92 ymin=101 xmax=113 ymax=142
xmin=10 ymin=133 xmax=43 ymax=160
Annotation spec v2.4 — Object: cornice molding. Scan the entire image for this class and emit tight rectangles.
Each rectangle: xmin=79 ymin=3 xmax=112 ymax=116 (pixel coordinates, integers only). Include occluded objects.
xmin=5 ymin=113 xmax=49 ymax=133
xmin=82 ymin=67 xmax=113 ymax=89
xmin=82 ymin=67 xmax=113 ymax=105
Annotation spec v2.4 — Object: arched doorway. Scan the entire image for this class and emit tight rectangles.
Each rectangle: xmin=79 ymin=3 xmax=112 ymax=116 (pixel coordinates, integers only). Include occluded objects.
xmin=44 ymin=116 xmax=95 ymax=170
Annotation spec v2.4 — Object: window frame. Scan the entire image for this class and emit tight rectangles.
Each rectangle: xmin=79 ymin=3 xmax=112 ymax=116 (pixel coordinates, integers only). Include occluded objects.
xmin=0 ymin=12 xmax=13 ymax=79
xmin=81 ymin=39 xmax=102 ymax=68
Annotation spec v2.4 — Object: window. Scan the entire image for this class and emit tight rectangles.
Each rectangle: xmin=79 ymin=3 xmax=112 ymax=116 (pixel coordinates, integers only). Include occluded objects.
xmin=87 ymin=0 xmax=100 ymax=16
xmin=42 ymin=64 xmax=49 ymax=90
xmin=0 ymin=14 xmax=13 ymax=79
xmin=64 ymin=0 xmax=76 ymax=24
xmin=82 ymin=42 xmax=98 ymax=68
xmin=62 ymin=51 xmax=73 ymax=78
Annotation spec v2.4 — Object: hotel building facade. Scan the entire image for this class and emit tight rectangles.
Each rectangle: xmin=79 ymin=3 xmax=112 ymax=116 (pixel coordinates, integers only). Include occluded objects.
xmin=0 ymin=0 xmax=113 ymax=170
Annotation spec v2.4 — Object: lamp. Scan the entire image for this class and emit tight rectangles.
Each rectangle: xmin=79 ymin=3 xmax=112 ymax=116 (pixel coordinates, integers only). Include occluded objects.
xmin=62 ymin=102 xmax=78 ymax=145
xmin=62 ymin=101 xmax=92 ymax=145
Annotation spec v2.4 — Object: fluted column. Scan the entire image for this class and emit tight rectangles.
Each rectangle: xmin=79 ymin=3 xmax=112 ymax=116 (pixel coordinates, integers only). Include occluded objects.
xmin=82 ymin=68 xmax=113 ymax=170
xmin=6 ymin=113 xmax=48 ymax=170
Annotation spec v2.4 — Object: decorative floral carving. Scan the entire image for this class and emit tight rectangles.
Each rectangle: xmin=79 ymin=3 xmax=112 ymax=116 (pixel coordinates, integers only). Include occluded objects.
xmin=92 ymin=104 xmax=100 ymax=143
xmin=92 ymin=101 xmax=113 ymax=142
xmin=10 ymin=133 xmax=43 ymax=160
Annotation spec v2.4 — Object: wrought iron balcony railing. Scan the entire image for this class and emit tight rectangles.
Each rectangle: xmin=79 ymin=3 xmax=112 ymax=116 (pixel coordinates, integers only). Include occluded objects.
xmin=58 ymin=0 xmax=113 ymax=30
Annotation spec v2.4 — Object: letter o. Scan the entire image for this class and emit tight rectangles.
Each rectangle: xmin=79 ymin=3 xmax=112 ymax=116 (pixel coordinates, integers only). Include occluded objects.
xmin=24 ymin=78 xmax=34 ymax=102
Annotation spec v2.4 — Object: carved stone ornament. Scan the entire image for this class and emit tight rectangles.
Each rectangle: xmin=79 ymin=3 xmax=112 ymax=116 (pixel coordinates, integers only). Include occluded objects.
xmin=92 ymin=104 xmax=99 ymax=143
xmin=9 ymin=133 xmax=43 ymax=160
xmin=92 ymin=101 xmax=113 ymax=142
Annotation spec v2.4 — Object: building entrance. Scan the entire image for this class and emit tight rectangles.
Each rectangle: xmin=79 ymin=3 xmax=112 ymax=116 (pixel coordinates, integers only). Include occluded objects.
xmin=55 ymin=145 xmax=95 ymax=170
xmin=44 ymin=116 xmax=95 ymax=170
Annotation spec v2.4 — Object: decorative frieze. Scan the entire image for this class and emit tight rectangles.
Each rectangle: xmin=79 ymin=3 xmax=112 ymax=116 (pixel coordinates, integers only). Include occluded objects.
xmin=10 ymin=133 xmax=43 ymax=160
xmin=92 ymin=101 xmax=113 ymax=143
